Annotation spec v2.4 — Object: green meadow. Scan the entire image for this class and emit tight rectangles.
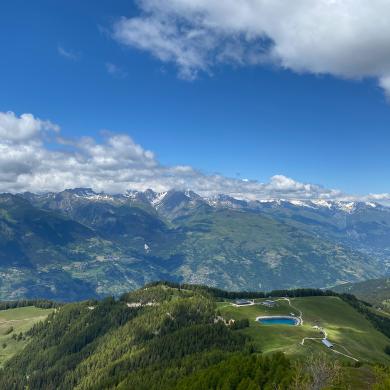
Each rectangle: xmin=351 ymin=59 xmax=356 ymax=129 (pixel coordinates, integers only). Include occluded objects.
xmin=0 ymin=306 xmax=54 ymax=366
xmin=217 ymin=296 xmax=390 ymax=364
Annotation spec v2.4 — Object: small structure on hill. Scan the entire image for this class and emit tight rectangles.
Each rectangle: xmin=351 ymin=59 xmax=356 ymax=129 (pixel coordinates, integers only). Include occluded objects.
xmin=261 ymin=300 xmax=276 ymax=308
xmin=322 ymin=339 xmax=333 ymax=348
xmin=234 ymin=299 xmax=253 ymax=306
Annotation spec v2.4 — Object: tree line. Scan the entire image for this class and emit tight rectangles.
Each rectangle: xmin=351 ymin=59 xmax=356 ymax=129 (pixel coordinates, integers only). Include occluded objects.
xmin=144 ymin=280 xmax=338 ymax=299
xmin=0 ymin=298 xmax=60 ymax=310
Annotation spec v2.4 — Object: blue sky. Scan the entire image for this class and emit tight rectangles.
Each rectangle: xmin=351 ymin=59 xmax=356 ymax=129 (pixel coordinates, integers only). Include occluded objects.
xmin=1 ymin=0 xmax=390 ymax=199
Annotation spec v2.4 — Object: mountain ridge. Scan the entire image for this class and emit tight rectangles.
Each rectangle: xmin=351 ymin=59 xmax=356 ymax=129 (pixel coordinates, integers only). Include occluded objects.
xmin=0 ymin=188 xmax=387 ymax=300
xmin=20 ymin=187 xmax=388 ymax=214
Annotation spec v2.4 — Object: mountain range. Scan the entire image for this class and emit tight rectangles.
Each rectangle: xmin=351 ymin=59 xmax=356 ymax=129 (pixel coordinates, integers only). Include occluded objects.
xmin=0 ymin=188 xmax=389 ymax=300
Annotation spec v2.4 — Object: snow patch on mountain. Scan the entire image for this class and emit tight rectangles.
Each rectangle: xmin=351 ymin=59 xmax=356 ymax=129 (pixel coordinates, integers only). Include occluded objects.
xmin=288 ymin=200 xmax=316 ymax=208
xmin=21 ymin=187 xmax=388 ymax=215
xmin=151 ymin=191 xmax=168 ymax=207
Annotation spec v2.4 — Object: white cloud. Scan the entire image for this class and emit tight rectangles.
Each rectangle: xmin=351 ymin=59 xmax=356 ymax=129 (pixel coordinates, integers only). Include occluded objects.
xmin=57 ymin=45 xmax=80 ymax=61
xmin=379 ymin=76 xmax=390 ymax=99
xmin=112 ymin=0 xmax=390 ymax=94
xmin=0 ymin=111 xmax=388 ymax=204
xmin=0 ymin=111 xmax=59 ymax=142
xmin=113 ymin=16 xmax=215 ymax=79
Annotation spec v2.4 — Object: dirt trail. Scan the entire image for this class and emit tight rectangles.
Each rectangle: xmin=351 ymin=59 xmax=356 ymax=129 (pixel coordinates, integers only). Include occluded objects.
xmin=275 ymin=297 xmax=303 ymax=325
xmin=292 ymin=299 xmax=360 ymax=362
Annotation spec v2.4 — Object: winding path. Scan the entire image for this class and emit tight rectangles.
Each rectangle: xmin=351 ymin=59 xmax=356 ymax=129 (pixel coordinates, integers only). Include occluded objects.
xmin=289 ymin=299 xmax=360 ymax=362
xmin=229 ymin=296 xmax=359 ymax=362
xmin=275 ymin=297 xmax=303 ymax=325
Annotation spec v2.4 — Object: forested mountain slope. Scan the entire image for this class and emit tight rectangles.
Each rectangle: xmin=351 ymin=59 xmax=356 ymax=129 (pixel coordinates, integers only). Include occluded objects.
xmin=1 ymin=284 xmax=390 ymax=389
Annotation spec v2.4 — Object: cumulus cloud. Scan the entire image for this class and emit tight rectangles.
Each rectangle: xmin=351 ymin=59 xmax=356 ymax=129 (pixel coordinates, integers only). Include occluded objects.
xmin=0 ymin=111 xmax=59 ymax=142
xmin=112 ymin=0 xmax=390 ymax=94
xmin=0 ymin=110 xmax=388 ymax=203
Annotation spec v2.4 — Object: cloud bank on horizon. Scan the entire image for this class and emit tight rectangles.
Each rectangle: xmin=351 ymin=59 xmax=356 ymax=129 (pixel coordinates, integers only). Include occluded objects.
xmin=0 ymin=111 xmax=389 ymax=204
xmin=112 ymin=0 xmax=390 ymax=97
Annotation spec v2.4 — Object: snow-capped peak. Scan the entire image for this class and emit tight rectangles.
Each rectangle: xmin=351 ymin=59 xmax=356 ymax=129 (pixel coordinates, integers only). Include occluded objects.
xmin=151 ymin=191 xmax=168 ymax=206
xmin=35 ymin=188 xmax=386 ymax=214
xmin=288 ymin=200 xmax=316 ymax=208
xmin=123 ymin=190 xmax=141 ymax=199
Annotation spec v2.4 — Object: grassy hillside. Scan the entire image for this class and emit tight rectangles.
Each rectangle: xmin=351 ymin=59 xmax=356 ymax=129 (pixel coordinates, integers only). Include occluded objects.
xmin=0 ymin=306 xmax=54 ymax=366
xmin=0 ymin=284 xmax=389 ymax=389
xmin=0 ymin=286 xmax=293 ymax=389
xmin=218 ymin=296 xmax=390 ymax=364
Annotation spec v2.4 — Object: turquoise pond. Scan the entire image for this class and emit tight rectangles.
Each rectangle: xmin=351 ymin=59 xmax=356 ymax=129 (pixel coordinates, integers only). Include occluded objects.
xmin=257 ymin=317 xmax=298 ymax=326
